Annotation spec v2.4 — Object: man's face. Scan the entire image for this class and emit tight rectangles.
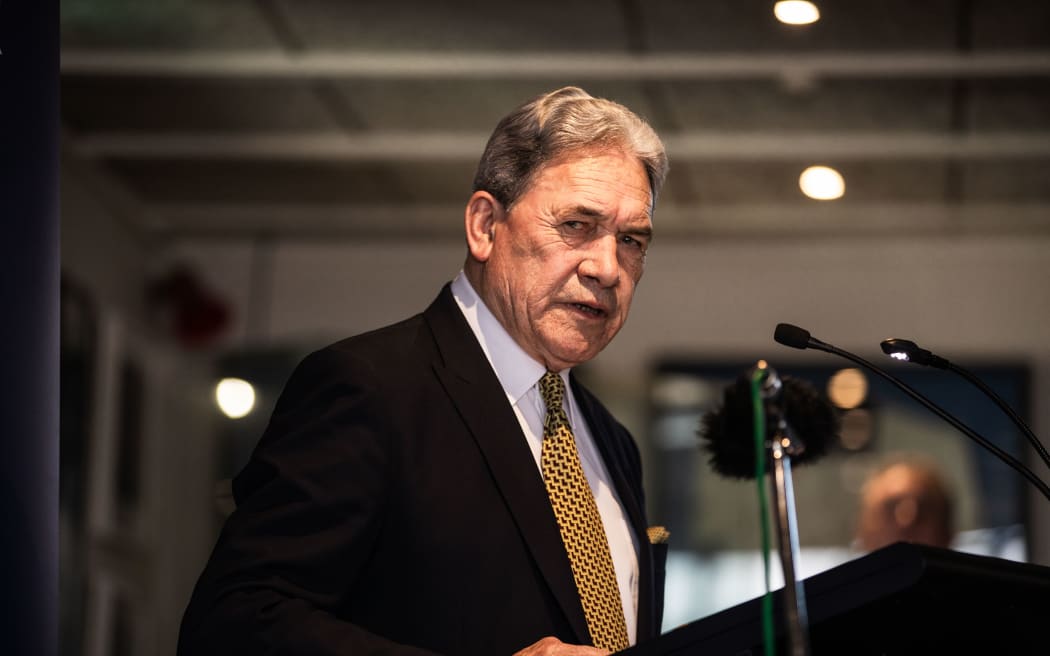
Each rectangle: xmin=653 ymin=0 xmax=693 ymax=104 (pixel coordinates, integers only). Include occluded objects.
xmin=477 ymin=148 xmax=654 ymax=371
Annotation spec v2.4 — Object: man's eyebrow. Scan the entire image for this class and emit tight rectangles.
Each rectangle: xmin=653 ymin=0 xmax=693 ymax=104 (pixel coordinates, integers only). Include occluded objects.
xmin=561 ymin=205 xmax=605 ymax=219
xmin=562 ymin=205 xmax=653 ymax=224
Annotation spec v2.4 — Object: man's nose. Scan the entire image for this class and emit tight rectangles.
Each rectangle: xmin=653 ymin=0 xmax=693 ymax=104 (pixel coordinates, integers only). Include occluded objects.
xmin=579 ymin=234 xmax=620 ymax=287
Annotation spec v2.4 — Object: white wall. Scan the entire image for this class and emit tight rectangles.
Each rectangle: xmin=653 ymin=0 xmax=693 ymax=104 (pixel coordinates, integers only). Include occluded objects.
xmin=62 ymin=168 xmax=220 ymax=655
xmin=61 ymin=165 xmax=151 ymax=322
xmin=173 ymin=232 xmax=1050 ymax=563
xmin=173 ymin=235 xmax=1050 ymax=364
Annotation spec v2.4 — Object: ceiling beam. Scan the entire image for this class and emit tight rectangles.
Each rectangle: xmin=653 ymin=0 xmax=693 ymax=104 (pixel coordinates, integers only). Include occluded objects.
xmin=72 ymin=131 xmax=1050 ymax=161
xmin=61 ymin=50 xmax=1050 ymax=81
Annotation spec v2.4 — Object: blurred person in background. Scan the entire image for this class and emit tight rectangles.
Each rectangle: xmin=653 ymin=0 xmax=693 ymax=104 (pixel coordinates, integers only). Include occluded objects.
xmin=855 ymin=456 xmax=955 ymax=551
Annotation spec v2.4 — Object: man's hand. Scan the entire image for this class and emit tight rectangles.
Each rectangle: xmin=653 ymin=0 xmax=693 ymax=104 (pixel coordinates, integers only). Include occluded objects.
xmin=514 ymin=636 xmax=612 ymax=656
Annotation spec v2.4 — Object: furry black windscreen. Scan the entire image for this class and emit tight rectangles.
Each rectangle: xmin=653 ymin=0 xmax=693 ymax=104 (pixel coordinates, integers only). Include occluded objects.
xmin=698 ymin=374 xmax=840 ymax=479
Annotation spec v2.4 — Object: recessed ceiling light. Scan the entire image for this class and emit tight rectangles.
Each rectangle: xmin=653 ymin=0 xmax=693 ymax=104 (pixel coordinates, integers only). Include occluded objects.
xmin=775 ymin=1 xmax=821 ymax=26
xmin=799 ymin=165 xmax=845 ymax=200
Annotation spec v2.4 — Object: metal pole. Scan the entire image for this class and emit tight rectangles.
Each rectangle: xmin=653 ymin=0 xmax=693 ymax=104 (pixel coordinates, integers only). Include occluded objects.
xmin=769 ymin=424 xmax=811 ymax=656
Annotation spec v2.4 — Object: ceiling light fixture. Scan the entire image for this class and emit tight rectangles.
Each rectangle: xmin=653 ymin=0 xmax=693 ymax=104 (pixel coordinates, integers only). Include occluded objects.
xmin=799 ymin=165 xmax=845 ymax=200
xmin=775 ymin=1 xmax=821 ymax=26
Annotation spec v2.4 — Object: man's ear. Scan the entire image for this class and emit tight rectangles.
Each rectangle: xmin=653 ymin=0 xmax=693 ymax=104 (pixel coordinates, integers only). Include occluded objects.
xmin=464 ymin=190 xmax=503 ymax=263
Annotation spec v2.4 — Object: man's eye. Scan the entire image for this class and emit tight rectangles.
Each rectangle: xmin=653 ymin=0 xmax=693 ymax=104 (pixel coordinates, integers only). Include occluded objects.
xmin=564 ymin=220 xmax=584 ymax=230
xmin=620 ymin=235 xmax=645 ymax=250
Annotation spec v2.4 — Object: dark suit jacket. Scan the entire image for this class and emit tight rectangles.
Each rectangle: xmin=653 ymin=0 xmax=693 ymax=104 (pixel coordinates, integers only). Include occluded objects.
xmin=178 ymin=285 xmax=666 ymax=656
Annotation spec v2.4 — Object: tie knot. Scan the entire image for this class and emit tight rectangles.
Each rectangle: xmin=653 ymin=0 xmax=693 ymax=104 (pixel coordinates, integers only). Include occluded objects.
xmin=538 ymin=371 xmax=566 ymax=414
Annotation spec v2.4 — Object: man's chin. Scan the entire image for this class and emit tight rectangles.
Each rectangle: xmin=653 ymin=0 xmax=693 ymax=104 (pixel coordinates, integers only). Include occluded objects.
xmin=541 ymin=340 xmax=608 ymax=370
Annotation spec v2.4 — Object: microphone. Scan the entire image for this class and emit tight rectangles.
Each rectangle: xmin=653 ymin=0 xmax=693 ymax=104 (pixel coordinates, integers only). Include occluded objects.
xmin=879 ymin=338 xmax=949 ymax=369
xmin=880 ymin=337 xmax=1050 ymax=471
xmin=699 ymin=362 xmax=831 ymax=656
xmin=698 ymin=367 xmax=838 ymax=479
xmin=773 ymin=323 xmax=819 ymax=351
xmin=774 ymin=323 xmax=1050 ymax=502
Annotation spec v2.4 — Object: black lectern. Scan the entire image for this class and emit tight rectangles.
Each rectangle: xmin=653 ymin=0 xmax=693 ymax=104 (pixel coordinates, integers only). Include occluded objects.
xmin=624 ymin=542 xmax=1050 ymax=655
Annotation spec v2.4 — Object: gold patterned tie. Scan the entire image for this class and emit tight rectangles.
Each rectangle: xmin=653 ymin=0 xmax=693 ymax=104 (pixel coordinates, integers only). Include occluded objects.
xmin=538 ymin=371 xmax=629 ymax=652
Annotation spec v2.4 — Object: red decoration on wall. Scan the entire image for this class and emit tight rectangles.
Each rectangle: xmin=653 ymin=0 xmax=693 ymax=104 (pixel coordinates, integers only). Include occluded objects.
xmin=146 ymin=267 xmax=231 ymax=348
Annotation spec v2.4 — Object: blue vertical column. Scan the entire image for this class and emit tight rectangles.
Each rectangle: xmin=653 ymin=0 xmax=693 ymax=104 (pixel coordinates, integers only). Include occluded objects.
xmin=0 ymin=0 xmax=60 ymax=654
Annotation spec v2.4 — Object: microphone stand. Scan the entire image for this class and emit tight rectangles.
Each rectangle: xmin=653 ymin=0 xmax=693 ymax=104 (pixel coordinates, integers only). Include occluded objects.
xmin=767 ymin=414 xmax=811 ymax=656
xmin=756 ymin=364 xmax=811 ymax=656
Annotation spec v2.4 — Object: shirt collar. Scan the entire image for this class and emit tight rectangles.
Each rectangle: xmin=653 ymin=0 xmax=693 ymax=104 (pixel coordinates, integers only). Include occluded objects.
xmin=451 ymin=271 xmax=553 ymax=405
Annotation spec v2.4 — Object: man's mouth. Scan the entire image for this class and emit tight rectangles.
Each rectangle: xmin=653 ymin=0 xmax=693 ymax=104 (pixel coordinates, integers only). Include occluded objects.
xmin=569 ymin=302 xmax=607 ymax=317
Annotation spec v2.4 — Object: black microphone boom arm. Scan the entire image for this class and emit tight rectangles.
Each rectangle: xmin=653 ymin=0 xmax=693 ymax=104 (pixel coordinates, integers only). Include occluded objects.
xmin=880 ymin=337 xmax=1050 ymax=472
xmin=774 ymin=323 xmax=1050 ymax=502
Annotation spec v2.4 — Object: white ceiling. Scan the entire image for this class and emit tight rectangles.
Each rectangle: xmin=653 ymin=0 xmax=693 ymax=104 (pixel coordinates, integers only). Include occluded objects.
xmin=60 ymin=0 xmax=1050 ymax=241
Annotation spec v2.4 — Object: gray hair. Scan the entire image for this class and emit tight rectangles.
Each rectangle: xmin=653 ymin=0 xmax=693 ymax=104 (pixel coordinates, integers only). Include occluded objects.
xmin=472 ymin=87 xmax=669 ymax=211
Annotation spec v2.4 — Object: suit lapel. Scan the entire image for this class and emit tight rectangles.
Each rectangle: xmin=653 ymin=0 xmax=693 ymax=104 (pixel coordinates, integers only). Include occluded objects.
xmin=570 ymin=375 xmax=657 ymax=642
xmin=423 ymin=286 xmax=591 ymax=645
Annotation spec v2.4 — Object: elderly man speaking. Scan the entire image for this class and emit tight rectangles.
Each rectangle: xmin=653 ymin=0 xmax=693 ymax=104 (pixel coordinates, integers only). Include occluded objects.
xmin=179 ymin=86 xmax=670 ymax=656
